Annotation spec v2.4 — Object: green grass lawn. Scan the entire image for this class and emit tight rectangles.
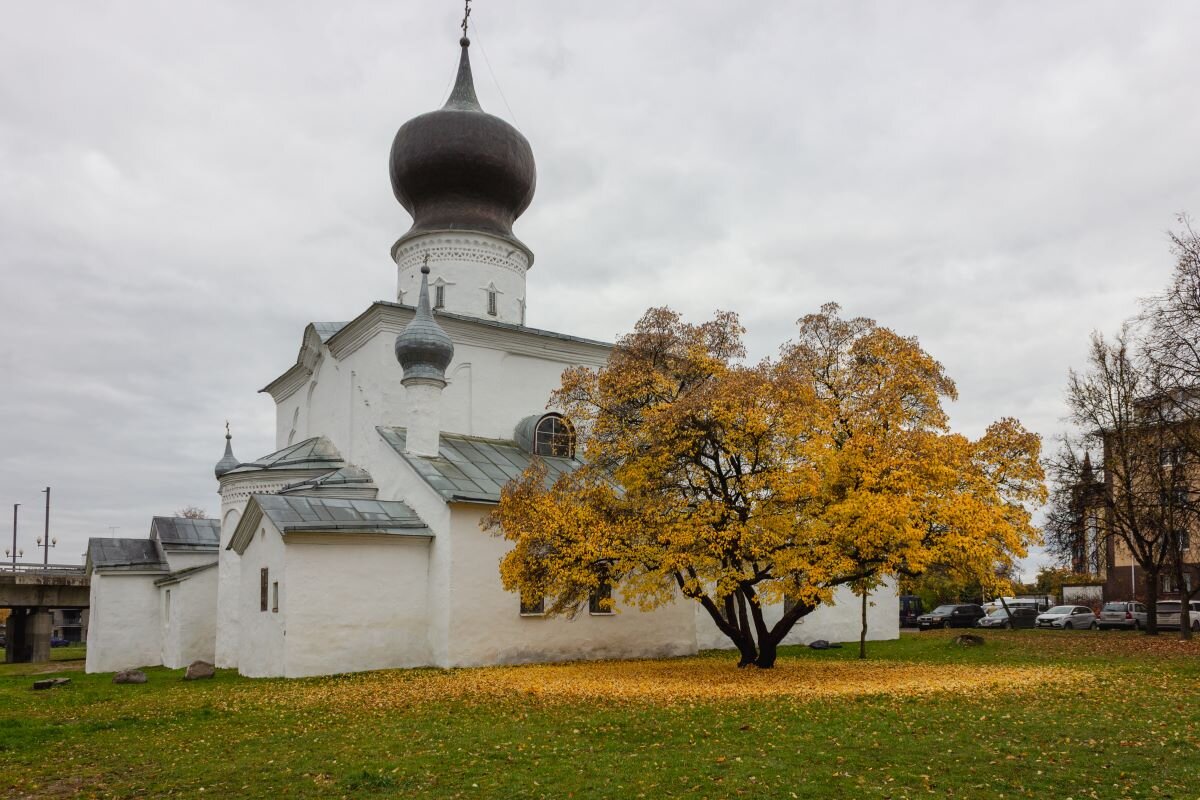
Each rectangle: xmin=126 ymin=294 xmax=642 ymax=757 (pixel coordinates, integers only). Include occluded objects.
xmin=2 ymin=631 xmax=1199 ymax=799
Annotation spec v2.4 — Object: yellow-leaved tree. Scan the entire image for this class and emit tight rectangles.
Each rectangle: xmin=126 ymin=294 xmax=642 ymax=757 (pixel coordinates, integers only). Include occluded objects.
xmin=486 ymin=304 xmax=1045 ymax=668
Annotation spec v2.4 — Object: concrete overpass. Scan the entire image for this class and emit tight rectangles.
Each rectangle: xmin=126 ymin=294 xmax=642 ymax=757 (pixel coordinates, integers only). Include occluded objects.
xmin=0 ymin=564 xmax=88 ymax=663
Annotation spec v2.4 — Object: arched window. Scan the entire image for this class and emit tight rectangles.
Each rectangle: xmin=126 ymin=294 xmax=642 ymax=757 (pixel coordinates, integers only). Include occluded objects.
xmin=534 ymin=415 xmax=575 ymax=458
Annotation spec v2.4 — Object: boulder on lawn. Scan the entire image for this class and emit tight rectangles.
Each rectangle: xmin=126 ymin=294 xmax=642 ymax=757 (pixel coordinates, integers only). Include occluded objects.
xmin=952 ymin=634 xmax=985 ymax=647
xmin=32 ymin=678 xmax=71 ymax=691
xmin=184 ymin=661 xmax=215 ymax=681
xmin=809 ymin=640 xmax=843 ymax=650
xmin=113 ymin=669 xmax=147 ymax=684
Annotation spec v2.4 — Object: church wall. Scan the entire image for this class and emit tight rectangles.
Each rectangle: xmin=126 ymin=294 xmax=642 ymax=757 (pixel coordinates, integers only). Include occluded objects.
xmin=363 ymin=432 xmax=454 ymax=665
xmin=162 ymin=550 xmax=216 ymax=574
xmin=215 ymin=504 xmax=243 ymax=669
xmin=160 ymin=569 xmax=218 ymax=669
xmin=85 ymin=572 xmax=163 ymax=673
xmin=282 ymin=536 xmax=433 ymax=678
xmin=441 ymin=504 xmax=697 ymax=668
xmin=235 ymin=517 xmax=288 ymax=678
xmin=394 ymin=231 xmax=529 ymax=325
xmin=693 ymin=580 xmax=900 ymax=651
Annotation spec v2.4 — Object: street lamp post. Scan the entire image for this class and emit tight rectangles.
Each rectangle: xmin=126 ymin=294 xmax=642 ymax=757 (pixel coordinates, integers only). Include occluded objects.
xmin=39 ymin=487 xmax=54 ymax=567
xmin=10 ymin=504 xmax=18 ymax=570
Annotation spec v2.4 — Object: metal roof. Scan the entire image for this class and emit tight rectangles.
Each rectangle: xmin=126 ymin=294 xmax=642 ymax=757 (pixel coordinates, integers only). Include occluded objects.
xmin=86 ymin=538 xmax=168 ymax=572
xmin=311 ymin=321 xmax=348 ymax=342
xmin=377 ymin=427 xmax=579 ymax=504
xmin=225 ymin=436 xmax=345 ymax=475
xmin=255 ymin=494 xmax=430 ymax=534
xmin=278 ymin=466 xmax=376 ymax=495
xmin=149 ymin=516 xmax=220 ymax=549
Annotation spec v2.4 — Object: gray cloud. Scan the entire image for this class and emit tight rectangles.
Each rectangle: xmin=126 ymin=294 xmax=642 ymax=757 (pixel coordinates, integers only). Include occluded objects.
xmin=3 ymin=2 xmax=1199 ymax=579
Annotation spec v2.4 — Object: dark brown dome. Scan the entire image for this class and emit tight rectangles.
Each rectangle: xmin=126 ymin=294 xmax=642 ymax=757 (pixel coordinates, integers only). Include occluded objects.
xmin=389 ymin=38 xmax=536 ymax=260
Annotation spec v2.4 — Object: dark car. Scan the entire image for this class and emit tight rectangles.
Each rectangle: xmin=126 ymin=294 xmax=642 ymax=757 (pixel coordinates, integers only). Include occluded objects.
xmin=976 ymin=606 xmax=1038 ymax=629
xmin=917 ymin=604 xmax=986 ymax=630
xmin=899 ymin=595 xmax=924 ymax=628
xmin=50 ymin=636 xmax=71 ymax=647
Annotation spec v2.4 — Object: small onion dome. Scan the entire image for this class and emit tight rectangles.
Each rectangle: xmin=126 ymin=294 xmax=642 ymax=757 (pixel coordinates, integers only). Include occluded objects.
xmin=214 ymin=429 xmax=240 ymax=478
xmin=389 ymin=37 xmax=537 ymax=262
xmin=395 ymin=265 xmax=455 ymax=384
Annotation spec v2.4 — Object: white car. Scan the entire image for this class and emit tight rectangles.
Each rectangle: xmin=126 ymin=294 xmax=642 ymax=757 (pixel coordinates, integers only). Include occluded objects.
xmin=1035 ymin=605 xmax=1096 ymax=630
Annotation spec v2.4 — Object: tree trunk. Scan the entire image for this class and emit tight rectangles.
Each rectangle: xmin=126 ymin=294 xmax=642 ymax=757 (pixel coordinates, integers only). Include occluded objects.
xmin=754 ymin=637 xmax=778 ymax=668
xmin=1178 ymin=564 xmax=1193 ymax=641
xmin=1145 ymin=569 xmax=1160 ymax=636
xmin=859 ymin=589 xmax=868 ymax=659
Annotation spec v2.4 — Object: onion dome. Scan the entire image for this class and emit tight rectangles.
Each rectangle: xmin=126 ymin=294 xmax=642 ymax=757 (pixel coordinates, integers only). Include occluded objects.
xmin=389 ymin=37 xmax=537 ymax=260
xmin=214 ymin=425 xmax=240 ymax=479
xmin=395 ymin=265 xmax=455 ymax=384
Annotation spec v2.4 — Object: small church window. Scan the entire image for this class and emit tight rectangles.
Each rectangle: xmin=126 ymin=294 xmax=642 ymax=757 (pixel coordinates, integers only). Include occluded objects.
xmin=520 ymin=595 xmax=545 ymax=616
xmin=589 ymin=582 xmax=613 ymax=615
xmin=260 ymin=568 xmax=269 ymax=612
xmin=534 ymin=415 xmax=575 ymax=458
xmin=272 ymin=582 xmax=280 ymax=613
xmin=165 ymin=589 xmax=172 ymax=622
xmin=435 ymin=284 xmax=446 ymax=309
xmin=487 ymin=289 xmax=497 ymax=316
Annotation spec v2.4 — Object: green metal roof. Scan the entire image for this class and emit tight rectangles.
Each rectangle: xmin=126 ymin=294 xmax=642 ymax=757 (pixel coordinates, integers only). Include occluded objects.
xmin=225 ymin=436 xmax=345 ymax=475
xmin=255 ymin=494 xmax=430 ymax=534
xmin=149 ymin=516 xmax=219 ymax=550
xmin=377 ymin=427 xmax=579 ymax=504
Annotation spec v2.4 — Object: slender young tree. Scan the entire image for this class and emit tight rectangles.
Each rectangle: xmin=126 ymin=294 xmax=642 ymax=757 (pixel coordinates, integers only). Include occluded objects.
xmin=487 ymin=305 xmax=1043 ymax=667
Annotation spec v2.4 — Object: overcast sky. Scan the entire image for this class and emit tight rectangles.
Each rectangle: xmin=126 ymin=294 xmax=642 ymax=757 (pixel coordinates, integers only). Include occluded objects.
xmin=3 ymin=3 xmax=1199 ymax=577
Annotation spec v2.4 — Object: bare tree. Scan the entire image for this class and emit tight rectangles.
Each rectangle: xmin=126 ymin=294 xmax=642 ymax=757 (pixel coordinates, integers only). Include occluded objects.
xmin=1053 ymin=328 xmax=1183 ymax=635
xmin=1139 ymin=216 xmax=1200 ymax=638
xmin=175 ymin=506 xmax=208 ymax=519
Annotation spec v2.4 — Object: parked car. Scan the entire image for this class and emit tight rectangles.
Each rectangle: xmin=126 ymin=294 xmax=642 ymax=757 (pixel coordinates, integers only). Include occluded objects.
xmin=977 ymin=606 xmax=1038 ymax=629
xmin=1035 ymin=605 xmax=1097 ymax=630
xmin=917 ymin=604 xmax=986 ymax=630
xmin=1096 ymin=601 xmax=1147 ymax=631
xmin=899 ymin=595 xmax=924 ymax=628
xmin=1156 ymin=600 xmax=1200 ymax=631
xmin=49 ymin=636 xmax=71 ymax=648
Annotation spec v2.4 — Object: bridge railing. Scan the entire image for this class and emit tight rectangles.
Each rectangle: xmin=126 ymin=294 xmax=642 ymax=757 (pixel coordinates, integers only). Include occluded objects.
xmin=0 ymin=563 xmax=87 ymax=576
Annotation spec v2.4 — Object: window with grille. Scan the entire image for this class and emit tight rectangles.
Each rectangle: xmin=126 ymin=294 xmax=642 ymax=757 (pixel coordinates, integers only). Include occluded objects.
xmin=260 ymin=568 xmax=268 ymax=612
xmin=272 ymin=582 xmax=280 ymax=613
xmin=435 ymin=284 xmax=445 ymax=309
xmin=487 ymin=290 xmax=498 ymax=316
xmin=534 ymin=415 xmax=575 ymax=458
xmin=520 ymin=595 xmax=545 ymax=616
xmin=589 ymin=582 xmax=613 ymax=615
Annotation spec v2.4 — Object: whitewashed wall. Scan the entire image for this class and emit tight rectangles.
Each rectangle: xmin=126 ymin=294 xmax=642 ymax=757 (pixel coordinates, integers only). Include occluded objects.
xmin=283 ymin=535 xmax=433 ymax=678
xmin=161 ymin=550 xmax=215 ymax=573
xmin=235 ymin=517 xmax=288 ymax=678
xmin=442 ymin=505 xmax=697 ymax=668
xmin=394 ymin=231 xmax=529 ymax=325
xmin=159 ymin=568 xmax=218 ymax=669
xmin=214 ymin=503 xmax=243 ymax=669
xmin=85 ymin=571 xmax=163 ymax=673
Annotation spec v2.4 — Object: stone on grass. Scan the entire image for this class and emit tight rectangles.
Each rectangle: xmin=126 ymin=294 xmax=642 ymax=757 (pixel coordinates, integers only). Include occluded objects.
xmin=113 ymin=669 xmax=147 ymax=684
xmin=952 ymin=634 xmax=985 ymax=647
xmin=32 ymin=678 xmax=71 ymax=691
xmin=184 ymin=661 xmax=215 ymax=680
xmin=809 ymin=640 xmax=843 ymax=650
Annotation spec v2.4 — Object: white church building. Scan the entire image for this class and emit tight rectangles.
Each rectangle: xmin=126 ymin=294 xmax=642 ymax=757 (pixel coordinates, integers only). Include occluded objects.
xmin=86 ymin=32 xmax=897 ymax=678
